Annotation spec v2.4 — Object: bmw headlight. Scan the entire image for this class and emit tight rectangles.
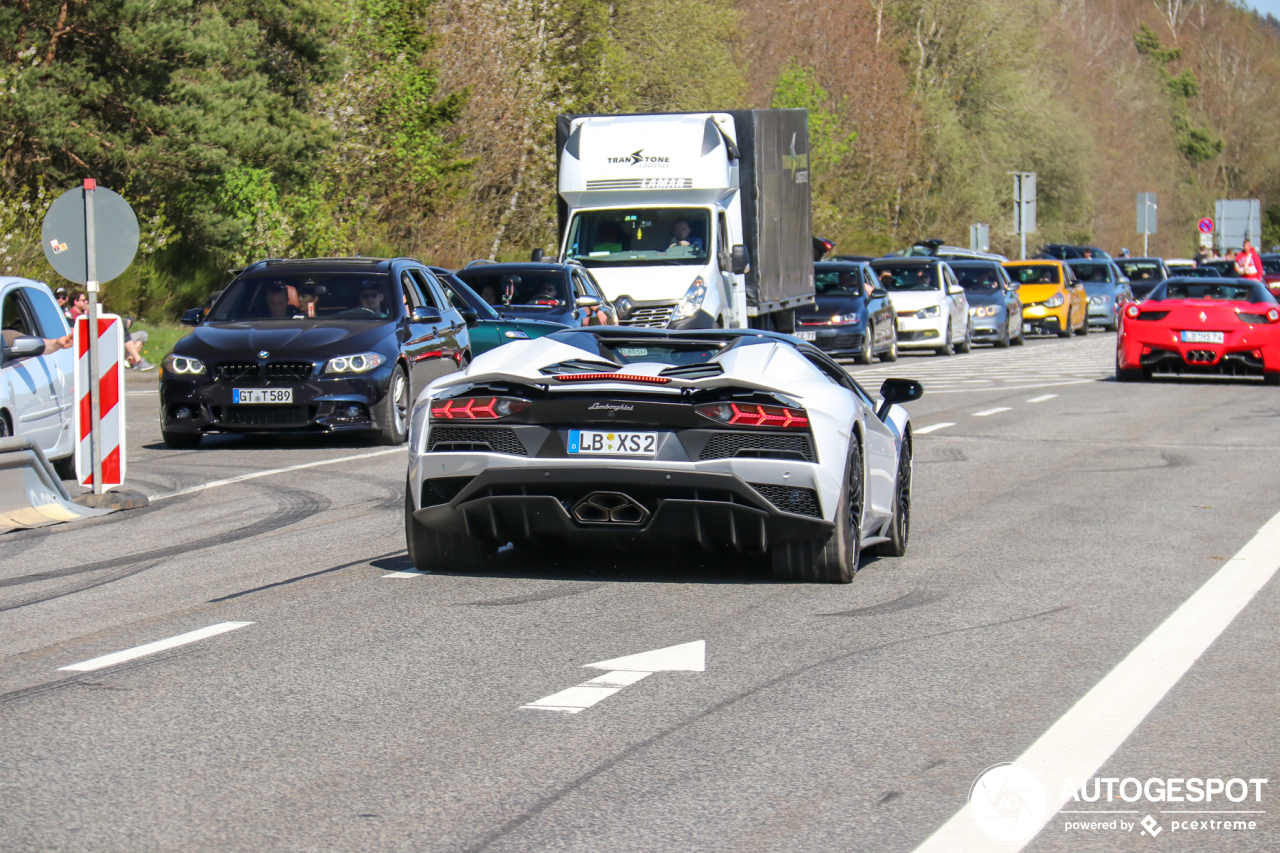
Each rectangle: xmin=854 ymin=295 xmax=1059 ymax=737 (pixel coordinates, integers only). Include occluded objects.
xmin=162 ymin=354 xmax=206 ymax=375
xmin=1044 ymin=292 xmax=1065 ymax=308
xmin=830 ymin=312 xmax=860 ymax=325
xmin=915 ymin=304 xmax=941 ymax=319
xmin=409 ymin=400 xmax=430 ymax=452
xmin=674 ymin=277 xmax=707 ymax=319
xmin=325 ymin=352 xmax=386 ymax=374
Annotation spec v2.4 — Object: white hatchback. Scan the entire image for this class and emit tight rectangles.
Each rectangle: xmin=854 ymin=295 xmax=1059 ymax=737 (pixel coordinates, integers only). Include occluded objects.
xmin=1 ymin=278 xmax=76 ymax=476
xmin=871 ymin=259 xmax=971 ymax=355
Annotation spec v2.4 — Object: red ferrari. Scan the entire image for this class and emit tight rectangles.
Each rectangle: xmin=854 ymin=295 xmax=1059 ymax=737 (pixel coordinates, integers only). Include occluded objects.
xmin=1116 ymin=278 xmax=1280 ymax=383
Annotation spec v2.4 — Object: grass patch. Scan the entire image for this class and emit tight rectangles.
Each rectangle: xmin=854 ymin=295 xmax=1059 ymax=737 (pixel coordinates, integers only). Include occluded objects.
xmin=133 ymin=321 xmax=192 ymax=365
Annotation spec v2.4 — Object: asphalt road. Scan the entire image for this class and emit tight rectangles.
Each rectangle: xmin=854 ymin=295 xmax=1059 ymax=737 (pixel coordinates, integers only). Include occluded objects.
xmin=1 ymin=332 xmax=1277 ymax=852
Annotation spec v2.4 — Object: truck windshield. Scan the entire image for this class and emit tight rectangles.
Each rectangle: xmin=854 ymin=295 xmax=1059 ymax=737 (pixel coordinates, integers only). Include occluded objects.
xmin=566 ymin=209 xmax=711 ymax=267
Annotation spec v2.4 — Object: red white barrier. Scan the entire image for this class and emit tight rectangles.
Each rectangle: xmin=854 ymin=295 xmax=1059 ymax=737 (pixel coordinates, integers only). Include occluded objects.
xmin=73 ymin=314 xmax=126 ymax=489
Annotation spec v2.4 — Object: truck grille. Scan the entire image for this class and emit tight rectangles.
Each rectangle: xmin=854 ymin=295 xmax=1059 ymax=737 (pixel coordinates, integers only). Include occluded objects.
xmin=623 ymin=306 xmax=676 ymax=328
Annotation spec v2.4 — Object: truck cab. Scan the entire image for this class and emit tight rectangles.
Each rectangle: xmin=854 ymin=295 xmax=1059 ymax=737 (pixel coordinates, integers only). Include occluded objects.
xmin=556 ymin=111 xmax=812 ymax=330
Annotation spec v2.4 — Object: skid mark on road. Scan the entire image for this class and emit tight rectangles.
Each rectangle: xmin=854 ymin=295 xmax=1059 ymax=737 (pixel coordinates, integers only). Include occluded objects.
xmin=209 ymin=549 xmax=406 ymax=602
xmin=465 ymin=583 xmax=605 ymax=607
xmin=459 ymin=605 xmax=1070 ymax=853
xmin=818 ymin=589 xmax=945 ymax=617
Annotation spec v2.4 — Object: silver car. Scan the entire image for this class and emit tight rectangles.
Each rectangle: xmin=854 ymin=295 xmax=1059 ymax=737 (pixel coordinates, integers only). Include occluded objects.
xmin=1 ymin=278 xmax=76 ymax=477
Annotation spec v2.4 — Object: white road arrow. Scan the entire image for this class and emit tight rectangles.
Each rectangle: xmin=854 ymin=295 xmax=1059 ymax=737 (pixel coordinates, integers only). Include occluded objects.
xmin=520 ymin=640 xmax=705 ymax=714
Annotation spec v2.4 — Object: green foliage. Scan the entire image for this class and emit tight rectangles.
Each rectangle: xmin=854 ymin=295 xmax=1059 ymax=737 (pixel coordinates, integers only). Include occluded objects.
xmin=771 ymin=65 xmax=856 ymax=175
xmin=1133 ymin=24 xmax=1223 ymax=166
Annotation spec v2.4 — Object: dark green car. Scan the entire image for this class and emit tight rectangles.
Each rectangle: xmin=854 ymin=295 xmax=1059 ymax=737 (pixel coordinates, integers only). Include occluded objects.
xmin=431 ymin=267 xmax=567 ymax=356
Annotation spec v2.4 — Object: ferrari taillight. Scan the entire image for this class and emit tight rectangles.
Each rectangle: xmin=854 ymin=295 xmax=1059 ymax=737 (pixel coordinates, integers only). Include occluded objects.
xmin=695 ymin=402 xmax=810 ymax=429
xmin=1125 ymin=304 xmax=1140 ymax=319
xmin=430 ymin=397 xmax=530 ymax=420
xmin=1269 ymin=308 xmax=1280 ymax=323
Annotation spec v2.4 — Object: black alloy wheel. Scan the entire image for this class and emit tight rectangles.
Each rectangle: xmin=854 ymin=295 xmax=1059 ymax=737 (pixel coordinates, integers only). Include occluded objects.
xmin=377 ymin=365 xmax=410 ymax=446
xmin=873 ymin=435 xmax=912 ymax=557
xmin=855 ymin=325 xmax=874 ymax=365
xmin=405 ymin=482 xmax=494 ymax=572
xmin=770 ymin=437 xmax=862 ymax=583
xmin=0 ymin=413 xmax=9 ymax=438
xmin=936 ymin=321 xmax=955 ymax=356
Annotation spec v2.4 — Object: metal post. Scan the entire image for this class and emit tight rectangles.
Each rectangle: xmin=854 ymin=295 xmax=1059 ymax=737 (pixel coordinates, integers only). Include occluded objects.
xmin=1143 ymin=229 xmax=1149 ymax=257
xmin=84 ymin=179 xmax=103 ymax=495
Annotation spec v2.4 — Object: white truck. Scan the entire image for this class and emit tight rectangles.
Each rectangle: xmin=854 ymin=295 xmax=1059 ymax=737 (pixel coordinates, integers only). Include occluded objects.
xmin=554 ymin=110 xmax=814 ymax=330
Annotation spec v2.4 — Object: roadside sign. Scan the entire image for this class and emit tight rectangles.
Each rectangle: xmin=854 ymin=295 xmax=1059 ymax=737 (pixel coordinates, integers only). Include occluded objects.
xmin=41 ymin=185 xmax=139 ymax=285
xmin=1136 ymin=193 xmax=1158 ymax=234
xmin=1215 ymin=199 xmax=1261 ymax=254
xmin=1200 ymin=232 xmax=1213 ymax=249
xmin=970 ymin=223 xmax=990 ymax=253
xmin=1198 ymin=218 xmax=1214 ymax=234
xmin=73 ymin=314 xmax=126 ymax=489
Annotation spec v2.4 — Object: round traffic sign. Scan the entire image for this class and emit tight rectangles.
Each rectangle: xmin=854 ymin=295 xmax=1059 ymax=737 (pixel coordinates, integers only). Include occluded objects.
xmin=40 ymin=186 xmax=139 ymax=285
xmin=1198 ymin=217 xmax=1214 ymax=234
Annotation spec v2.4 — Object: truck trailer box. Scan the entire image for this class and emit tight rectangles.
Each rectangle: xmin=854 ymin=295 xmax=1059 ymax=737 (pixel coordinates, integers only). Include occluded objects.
xmin=555 ymin=110 xmax=813 ymax=322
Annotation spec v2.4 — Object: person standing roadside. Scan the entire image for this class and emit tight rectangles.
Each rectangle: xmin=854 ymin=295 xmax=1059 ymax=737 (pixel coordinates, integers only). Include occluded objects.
xmin=1236 ymin=238 xmax=1264 ymax=282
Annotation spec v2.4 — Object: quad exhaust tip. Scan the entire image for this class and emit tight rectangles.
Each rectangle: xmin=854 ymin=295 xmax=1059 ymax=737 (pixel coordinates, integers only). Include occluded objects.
xmin=573 ymin=492 xmax=649 ymax=525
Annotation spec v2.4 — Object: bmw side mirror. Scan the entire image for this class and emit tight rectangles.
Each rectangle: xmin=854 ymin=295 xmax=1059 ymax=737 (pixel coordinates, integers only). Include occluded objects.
xmin=458 ymin=306 xmax=479 ymax=325
xmin=181 ymin=307 xmax=204 ymax=326
xmin=731 ymin=244 xmax=750 ymax=275
xmin=575 ymin=296 xmax=602 ymax=309
xmin=877 ymin=378 xmax=924 ymax=419
xmin=412 ymin=306 xmax=442 ymax=323
xmin=2 ymin=334 xmax=45 ymax=360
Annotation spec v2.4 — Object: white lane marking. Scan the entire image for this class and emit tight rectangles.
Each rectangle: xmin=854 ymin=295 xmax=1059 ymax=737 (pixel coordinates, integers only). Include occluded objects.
xmin=58 ymin=622 xmax=253 ymax=672
xmin=522 ymin=640 xmax=705 ymax=714
xmin=1026 ymin=394 xmax=1059 ymax=403
xmin=126 ymin=390 xmax=157 ymax=396
xmin=912 ymin=507 xmax=1280 ymax=852
xmin=972 ymin=407 xmax=1011 ymax=417
xmin=148 ymin=448 xmax=406 ymax=502
xmin=383 ymin=569 xmax=430 ymax=578
xmin=914 ymin=423 xmax=955 ymax=435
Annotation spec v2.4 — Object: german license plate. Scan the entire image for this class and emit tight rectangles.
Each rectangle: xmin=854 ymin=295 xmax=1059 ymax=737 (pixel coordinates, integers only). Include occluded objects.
xmin=233 ymin=388 xmax=293 ymax=404
xmin=795 ymin=330 xmax=817 ymax=341
xmin=567 ymin=429 xmax=657 ymax=456
xmin=1181 ymin=330 xmax=1224 ymax=343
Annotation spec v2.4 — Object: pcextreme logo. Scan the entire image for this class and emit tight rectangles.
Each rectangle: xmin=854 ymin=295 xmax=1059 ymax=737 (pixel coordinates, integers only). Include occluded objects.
xmin=607 ymin=149 xmax=670 ymax=168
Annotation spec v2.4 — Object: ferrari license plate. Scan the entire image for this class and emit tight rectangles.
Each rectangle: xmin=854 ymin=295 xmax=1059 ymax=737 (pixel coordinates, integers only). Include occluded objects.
xmin=795 ymin=330 xmax=817 ymax=341
xmin=233 ymin=388 xmax=293 ymax=404
xmin=568 ymin=429 xmax=657 ymax=456
xmin=1181 ymin=330 xmax=1224 ymax=344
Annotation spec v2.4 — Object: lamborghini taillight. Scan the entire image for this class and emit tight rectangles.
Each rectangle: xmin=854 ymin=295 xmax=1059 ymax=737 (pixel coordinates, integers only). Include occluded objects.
xmin=695 ymin=402 xmax=810 ymax=429
xmin=430 ymin=397 xmax=530 ymax=420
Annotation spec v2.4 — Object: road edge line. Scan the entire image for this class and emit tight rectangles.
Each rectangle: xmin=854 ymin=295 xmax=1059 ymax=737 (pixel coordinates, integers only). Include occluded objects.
xmin=147 ymin=447 xmax=407 ymax=502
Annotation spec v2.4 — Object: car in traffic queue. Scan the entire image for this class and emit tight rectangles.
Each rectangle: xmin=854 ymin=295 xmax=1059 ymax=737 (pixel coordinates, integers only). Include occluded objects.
xmin=1259 ymin=254 xmax=1280 ymax=296
xmin=428 ymin=267 xmax=567 ymax=356
xmin=1038 ymin=244 xmax=1112 ymax=261
xmin=1067 ymin=259 xmax=1134 ymax=331
xmin=1116 ymin=277 xmax=1280 ymax=384
xmin=404 ymin=326 xmax=922 ymax=583
xmin=869 ymin=258 xmax=972 ymax=356
xmin=793 ymin=261 xmax=898 ymax=364
xmin=1198 ymin=259 xmax=1238 ymax=278
xmin=1116 ymin=257 xmax=1171 ymax=300
xmin=453 ymin=262 xmax=618 ymax=329
xmin=160 ymin=257 xmax=471 ymax=449
xmin=1003 ymin=259 xmax=1088 ymax=338
xmin=948 ymin=261 xmax=1024 ymax=347
xmin=0 ymin=277 xmax=75 ymax=477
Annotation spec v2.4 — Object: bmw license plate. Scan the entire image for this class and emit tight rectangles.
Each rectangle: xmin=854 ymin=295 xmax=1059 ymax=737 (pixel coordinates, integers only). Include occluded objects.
xmin=1181 ymin=330 xmax=1224 ymax=343
xmin=568 ymin=429 xmax=657 ymax=456
xmin=233 ymin=388 xmax=293 ymax=404
xmin=795 ymin=330 xmax=817 ymax=341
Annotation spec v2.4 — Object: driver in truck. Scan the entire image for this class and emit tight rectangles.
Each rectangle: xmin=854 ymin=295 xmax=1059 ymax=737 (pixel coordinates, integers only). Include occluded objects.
xmin=667 ymin=219 xmax=703 ymax=252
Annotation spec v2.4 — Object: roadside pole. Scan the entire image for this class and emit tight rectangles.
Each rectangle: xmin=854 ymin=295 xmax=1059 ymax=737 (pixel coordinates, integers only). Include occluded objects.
xmin=84 ymin=179 xmax=104 ymax=495
xmin=1137 ymin=193 xmax=1157 ymax=258
xmin=1012 ymin=173 xmax=1036 ymax=259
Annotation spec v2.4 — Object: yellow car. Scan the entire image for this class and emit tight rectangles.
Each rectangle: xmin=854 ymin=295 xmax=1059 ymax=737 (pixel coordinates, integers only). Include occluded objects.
xmin=1003 ymin=260 xmax=1088 ymax=338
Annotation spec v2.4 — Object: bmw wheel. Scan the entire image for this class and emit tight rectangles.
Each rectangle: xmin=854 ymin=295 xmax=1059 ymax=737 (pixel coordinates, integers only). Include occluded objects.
xmin=770 ymin=437 xmax=862 ymax=583
xmin=377 ymin=365 xmax=410 ymax=446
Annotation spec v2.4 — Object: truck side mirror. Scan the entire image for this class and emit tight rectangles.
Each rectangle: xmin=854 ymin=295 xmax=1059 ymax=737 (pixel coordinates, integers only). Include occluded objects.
xmin=531 ymin=248 xmax=545 ymax=262
xmin=731 ymin=245 xmax=750 ymax=275
xmin=181 ymin=308 xmax=204 ymax=326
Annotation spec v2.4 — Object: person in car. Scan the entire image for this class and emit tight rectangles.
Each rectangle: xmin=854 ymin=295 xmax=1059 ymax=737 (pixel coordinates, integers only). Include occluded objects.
xmin=535 ymin=280 xmax=561 ymax=305
xmin=265 ymin=283 xmax=299 ymax=319
xmin=358 ymin=283 xmax=388 ymax=317
xmin=594 ymin=223 xmax=625 ymax=254
xmin=667 ymin=219 xmax=703 ymax=252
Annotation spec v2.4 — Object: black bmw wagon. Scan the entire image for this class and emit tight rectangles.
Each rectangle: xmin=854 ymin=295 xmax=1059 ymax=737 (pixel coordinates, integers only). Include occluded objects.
xmin=160 ymin=257 xmax=471 ymax=448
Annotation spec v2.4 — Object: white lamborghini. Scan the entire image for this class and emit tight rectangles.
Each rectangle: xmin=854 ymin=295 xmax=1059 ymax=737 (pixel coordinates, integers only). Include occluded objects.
xmin=404 ymin=328 xmax=921 ymax=582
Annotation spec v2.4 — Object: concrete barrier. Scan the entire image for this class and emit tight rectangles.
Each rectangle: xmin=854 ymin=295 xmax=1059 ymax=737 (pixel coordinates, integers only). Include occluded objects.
xmin=0 ymin=437 xmax=113 ymax=533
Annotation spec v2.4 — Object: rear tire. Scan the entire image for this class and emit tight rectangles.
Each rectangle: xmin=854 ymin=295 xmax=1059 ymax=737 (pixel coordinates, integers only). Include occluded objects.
xmin=771 ymin=437 xmax=862 ymax=583
xmin=1264 ymin=373 xmax=1280 ymax=386
xmin=1116 ymin=353 xmax=1144 ymax=382
xmin=51 ymin=454 xmax=76 ymax=480
xmin=936 ymin=321 xmax=954 ymax=356
xmin=162 ymin=431 xmax=202 ymax=449
xmin=873 ymin=433 xmax=912 ymax=557
xmin=405 ymin=482 xmax=493 ymax=572
xmin=855 ymin=325 xmax=874 ymax=365
xmin=377 ymin=366 xmax=409 ymax=446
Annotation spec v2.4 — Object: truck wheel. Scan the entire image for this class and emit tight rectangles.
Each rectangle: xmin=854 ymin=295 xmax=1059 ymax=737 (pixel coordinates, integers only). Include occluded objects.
xmin=405 ymin=483 xmax=493 ymax=572
xmin=770 ymin=438 xmax=861 ymax=583
xmin=162 ymin=431 xmax=203 ymax=449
